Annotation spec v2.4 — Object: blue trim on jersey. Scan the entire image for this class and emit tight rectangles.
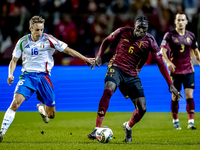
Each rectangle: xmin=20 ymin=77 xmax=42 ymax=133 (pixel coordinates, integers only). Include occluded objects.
xmin=29 ymin=34 xmax=32 ymax=41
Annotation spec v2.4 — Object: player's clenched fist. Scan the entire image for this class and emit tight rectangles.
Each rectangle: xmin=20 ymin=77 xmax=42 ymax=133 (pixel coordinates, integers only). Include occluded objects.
xmin=7 ymin=76 xmax=14 ymax=86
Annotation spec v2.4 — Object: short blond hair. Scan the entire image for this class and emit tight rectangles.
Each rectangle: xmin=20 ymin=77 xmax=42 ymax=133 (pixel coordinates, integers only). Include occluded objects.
xmin=29 ymin=16 xmax=45 ymax=27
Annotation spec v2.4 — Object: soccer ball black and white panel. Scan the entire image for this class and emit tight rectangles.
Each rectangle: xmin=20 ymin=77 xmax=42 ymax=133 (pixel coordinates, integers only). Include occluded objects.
xmin=95 ymin=127 xmax=113 ymax=143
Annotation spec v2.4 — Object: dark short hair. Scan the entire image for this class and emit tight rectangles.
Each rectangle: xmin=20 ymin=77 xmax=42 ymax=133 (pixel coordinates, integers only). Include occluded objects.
xmin=134 ymin=15 xmax=148 ymax=24
xmin=175 ymin=12 xmax=188 ymax=20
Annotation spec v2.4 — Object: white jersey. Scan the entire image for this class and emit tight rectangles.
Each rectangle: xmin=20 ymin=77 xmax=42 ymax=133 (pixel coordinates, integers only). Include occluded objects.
xmin=12 ymin=33 xmax=68 ymax=73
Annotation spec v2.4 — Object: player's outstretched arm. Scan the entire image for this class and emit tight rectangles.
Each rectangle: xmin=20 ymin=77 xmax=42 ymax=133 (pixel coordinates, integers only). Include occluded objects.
xmin=160 ymin=47 xmax=176 ymax=72
xmin=7 ymin=57 xmax=18 ymax=86
xmin=193 ymin=48 xmax=200 ymax=65
xmin=63 ymin=47 xmax=95 ymax=68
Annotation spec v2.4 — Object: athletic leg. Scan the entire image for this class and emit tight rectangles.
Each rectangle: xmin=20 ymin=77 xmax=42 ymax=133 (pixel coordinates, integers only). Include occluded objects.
xmin=170 ymin=74 xmax=182 ymax=130
xmin=88 ymin=81 xmax=116 ymax=139
xmin=123 ymin=97 xmax=146 ymax=142
xmin=185 ymin=88 xmax=196 ymax=129
xmin=171 ymin=94 xmax=181 ymax=130
xmin=37 ymin=103 xmax=55 ymax=123
xmin=122 ymin=76 xmax=145 ymax=142
xmin=127 ymin=97 xmax=146 ymax=128
xmin=36 ymin=74 xmax=56 ymax=123
xmin=96 ymin=81 xmax=116 ymax=127
xmin=0 ymin=93 xmax=25 ymax=142
xmin=88 ymin=66 xmax=122 ymax=140
xmin=183 ymin=73 xmax=196 ymax=129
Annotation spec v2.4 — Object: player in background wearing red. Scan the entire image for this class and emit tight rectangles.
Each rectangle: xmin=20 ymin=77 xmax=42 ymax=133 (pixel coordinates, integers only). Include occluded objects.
xmin=88 ymin=15 xmax=182 ymax=142
xmin=160 ymin=12 xmax=200 ymax=130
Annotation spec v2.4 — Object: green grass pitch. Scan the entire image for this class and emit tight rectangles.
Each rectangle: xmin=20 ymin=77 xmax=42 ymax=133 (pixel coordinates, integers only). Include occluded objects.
xmin=0 ymin=112 xmax=199 ymax=150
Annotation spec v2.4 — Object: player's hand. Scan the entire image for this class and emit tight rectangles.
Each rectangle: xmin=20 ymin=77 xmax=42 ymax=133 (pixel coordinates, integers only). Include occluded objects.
xmin=90 ymin=56 xmax=102 ymax=69
xmin=95 ymin=56 xmax=101 ymax=67
xmin=169 ymin=85 xmax=183 ymax=98
xmin=85 ymin=58 xmax=95 ymax=69
xmin=7 ymin=75 xmax=14 ymax=86
xmin=166 ymin=61 xmax=176 ymax=72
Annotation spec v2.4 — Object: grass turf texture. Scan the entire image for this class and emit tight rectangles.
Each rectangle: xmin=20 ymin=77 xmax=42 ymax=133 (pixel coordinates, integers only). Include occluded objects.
xmin=0 ymin=112 xmax=199 ymax=150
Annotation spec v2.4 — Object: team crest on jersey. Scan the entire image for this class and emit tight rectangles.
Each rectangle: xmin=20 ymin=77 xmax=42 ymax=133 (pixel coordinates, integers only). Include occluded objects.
xmin=174 ymin=39 xmax=179 ymax=43
xmin=187 ymin=37 xmax=190 ymax=43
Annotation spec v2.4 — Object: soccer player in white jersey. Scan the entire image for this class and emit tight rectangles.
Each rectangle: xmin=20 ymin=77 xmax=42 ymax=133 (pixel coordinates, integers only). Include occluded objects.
xmin=0 ymin=16 xmax=95 ymax=142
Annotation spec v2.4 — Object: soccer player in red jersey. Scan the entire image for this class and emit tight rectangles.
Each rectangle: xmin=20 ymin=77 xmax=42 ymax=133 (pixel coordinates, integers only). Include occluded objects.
xmin=88 ymin=15 xmax=181 ymax=142
xmin=160 ymin=12 xmax=200 ymax=130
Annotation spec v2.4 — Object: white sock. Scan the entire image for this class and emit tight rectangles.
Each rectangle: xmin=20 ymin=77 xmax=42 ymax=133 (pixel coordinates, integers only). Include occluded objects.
xmin=126 ymin=122 xmax=132 ymax=130
xmin=95 ymin=127 xmax=100 ymax=130
xmin=1 ymin=108 xmax=16 ymax=135
xmin=188 ymin=119 xmax=194 ymax=124
xmin=173 ymin=119 xmax=179 ymax=123
xmin=38 ymin=105 xmax=47 ymax=116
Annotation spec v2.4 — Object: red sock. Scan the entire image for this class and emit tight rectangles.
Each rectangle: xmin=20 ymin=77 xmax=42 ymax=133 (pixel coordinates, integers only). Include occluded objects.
xmin=96 ymin=89 xmax=113 ymax=127
xmin=128 ymin=109 xmax=146 ymax=128
xmin=171 ymin=100 xmax=179 ymax=119
xmin=186 ymin=98 xmax=195 ymax=119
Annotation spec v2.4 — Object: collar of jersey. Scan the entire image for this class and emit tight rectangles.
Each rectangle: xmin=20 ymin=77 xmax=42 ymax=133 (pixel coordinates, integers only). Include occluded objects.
xmin=29 ymin=33 xmax=44 ymax=42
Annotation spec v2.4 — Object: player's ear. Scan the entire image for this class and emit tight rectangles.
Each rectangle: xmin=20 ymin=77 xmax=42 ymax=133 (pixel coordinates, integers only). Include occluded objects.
xmin=29 ymin=26 xmax=32 ymax=32
xmin=185 ymin=19 xmax=188 ymax=25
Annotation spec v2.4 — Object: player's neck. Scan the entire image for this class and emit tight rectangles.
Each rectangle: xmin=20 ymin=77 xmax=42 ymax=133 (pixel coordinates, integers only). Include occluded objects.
xmin=31 ymin=35 xmax=40 ymax=42
xmin=175 ymin=28 xmax=185 ymax=36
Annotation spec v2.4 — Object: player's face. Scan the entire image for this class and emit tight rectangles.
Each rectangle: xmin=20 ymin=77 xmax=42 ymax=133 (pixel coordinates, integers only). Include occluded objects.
xmin=30 ymin=23 xmax=44 ymax=41
xmin=134 ymin=21 xmax=148 ymax=38
xmin=174 ymin=14 xmax=188 ymax=30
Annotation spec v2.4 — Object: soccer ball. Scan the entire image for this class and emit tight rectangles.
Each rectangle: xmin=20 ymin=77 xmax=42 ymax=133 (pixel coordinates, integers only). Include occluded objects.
xmin=95 ymin=127 xmax=113 ymax=143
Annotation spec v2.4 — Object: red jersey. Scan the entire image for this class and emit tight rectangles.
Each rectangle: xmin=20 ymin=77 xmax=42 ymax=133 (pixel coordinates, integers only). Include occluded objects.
xmin=160 ymin=30 xmax=198 ymax=74
xmin=97 ymin=27 xmax=173 ymax=86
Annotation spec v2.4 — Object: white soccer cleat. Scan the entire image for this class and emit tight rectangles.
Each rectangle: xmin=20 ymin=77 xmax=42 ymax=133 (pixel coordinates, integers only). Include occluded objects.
xmin=173 ymin=121 xmax=181 ymax=130
xmin=0 ymin=131 xmax=4 ymax=142
xmin=37 ymin=104 xmax=49 ymax=123
xmin=187 ymin=123 xmax=196 ymax=130
xmin=123 ymin=122 xmax=132 ymax=142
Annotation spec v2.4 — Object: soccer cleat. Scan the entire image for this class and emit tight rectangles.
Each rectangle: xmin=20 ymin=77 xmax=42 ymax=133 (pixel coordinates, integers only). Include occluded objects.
xmin=123 ymin=122 xmax=132 ymax=142
xmin=88 ymin=129 xmax=97 ymax=140
xmin=174 ymin=121 xmax=182 ymax=130
xmin=37 ymin=104 xmax=49 ymax=123
xmin=0 ymin=131 xmax=4 ymax=143
xmin=187 ymin=122 xmax=196 ymax=130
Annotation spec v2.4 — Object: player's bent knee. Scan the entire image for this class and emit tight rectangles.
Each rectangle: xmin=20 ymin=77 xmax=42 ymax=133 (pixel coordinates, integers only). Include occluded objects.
xmin=139 ymin=109 xmax=146 ymax=116
xmin=185 ymin=93 xmax=193 ymax=99
xmin=9 ymin=100 xmax=22 ymax=111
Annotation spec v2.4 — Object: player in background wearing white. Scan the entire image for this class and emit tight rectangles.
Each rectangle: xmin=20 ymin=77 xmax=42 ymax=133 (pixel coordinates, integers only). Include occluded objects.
xmin=0 ymin=16 xmax=95 ymax=142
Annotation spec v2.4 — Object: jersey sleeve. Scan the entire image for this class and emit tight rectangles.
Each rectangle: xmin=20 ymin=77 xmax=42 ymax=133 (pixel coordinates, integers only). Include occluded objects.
xmin=47 ymin=34 xmax=68 ymax=52
xmin=12 ymin=39 xmax=22 ymax=58
xmin=149 ymin=36 xmax=173 ymax=86
xmin=97 ymin=28 xmax=122 ymax=56
xmin=191 ymin=33 xmax=198 ymax=50
xmin=160 ymin=32 xmax=170 ymax=49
